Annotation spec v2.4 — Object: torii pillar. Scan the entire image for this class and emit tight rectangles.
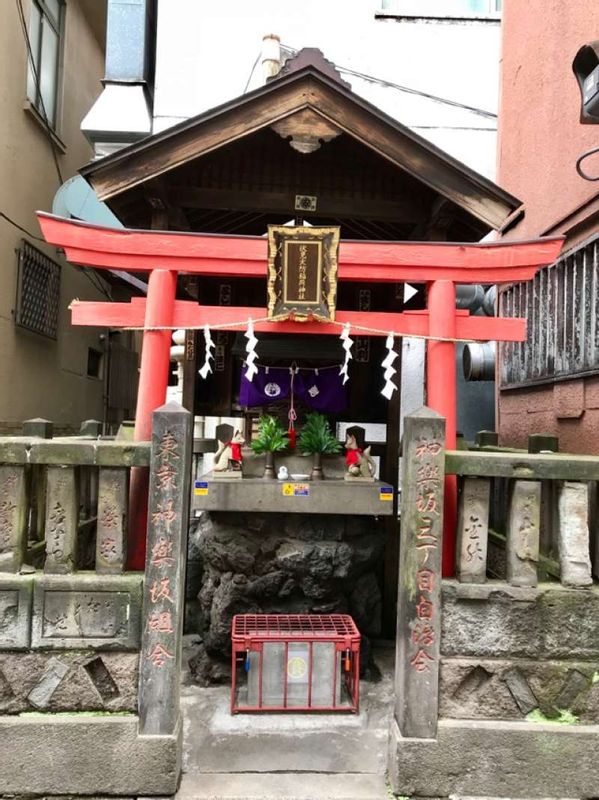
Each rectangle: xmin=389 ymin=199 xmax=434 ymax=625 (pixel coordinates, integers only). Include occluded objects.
xmin=427 ymin=280 xmax=458 ymax=573
xmin=36 ymin=212 xmax=563 ymax=574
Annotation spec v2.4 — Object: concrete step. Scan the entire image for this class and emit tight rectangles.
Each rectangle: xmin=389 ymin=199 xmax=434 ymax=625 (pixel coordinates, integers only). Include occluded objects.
xmin=176 ymin=772 xmax=389 ymax=800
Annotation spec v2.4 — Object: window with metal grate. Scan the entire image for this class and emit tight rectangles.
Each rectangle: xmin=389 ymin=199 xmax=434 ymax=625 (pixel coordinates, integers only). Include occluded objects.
xmin=15 ymin=240 xmax=61 ymax=339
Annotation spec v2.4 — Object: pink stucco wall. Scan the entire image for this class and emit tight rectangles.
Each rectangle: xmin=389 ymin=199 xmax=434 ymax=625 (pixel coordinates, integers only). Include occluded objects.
xmin=497 ymin=0 xmax=599 ymax=451
xmin=497 ymin=0 xmax=599 ymax=240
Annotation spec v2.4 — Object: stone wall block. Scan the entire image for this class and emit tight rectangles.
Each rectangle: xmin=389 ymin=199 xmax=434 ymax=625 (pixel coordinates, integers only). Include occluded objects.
xmin=557 ymin=481 xmax=593 ymax=587
xmin=96 ymin=468 xmax=128 ymax=573
xmin=140 ymin=402 xmax=192 ymax=736
xmin=44 ymin=466 xmax=79 ymax=574
xmin=506 ymin=480 xmax=541 ymax=587
xmin=456 ymin=477 xmax=490 ymax=584
xmin=0 ymin=465 xmax=28 ymax=573
xmin=395 ymin=407 xmax=445 ymax=739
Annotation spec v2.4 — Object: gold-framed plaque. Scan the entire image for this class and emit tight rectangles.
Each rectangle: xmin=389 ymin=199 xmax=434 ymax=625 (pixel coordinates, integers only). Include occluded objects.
xmin=267 ymin=225 xmax=340 ymax=322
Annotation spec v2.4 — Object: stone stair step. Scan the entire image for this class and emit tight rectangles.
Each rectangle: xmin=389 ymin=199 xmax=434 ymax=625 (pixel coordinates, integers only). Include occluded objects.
xmin=176 ymin=772 xmax=389 ymax=800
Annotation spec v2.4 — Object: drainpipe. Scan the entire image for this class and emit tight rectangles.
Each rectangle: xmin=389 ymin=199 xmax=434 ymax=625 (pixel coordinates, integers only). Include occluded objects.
xmin=81 ymin=0 xmax=155 ymax=158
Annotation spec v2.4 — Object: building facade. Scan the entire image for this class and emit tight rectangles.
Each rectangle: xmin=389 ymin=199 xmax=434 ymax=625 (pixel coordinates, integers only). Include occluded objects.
xmin=0 ymin=0 xmax=137 ymax=434
xmin=497 ymin=0 xmax=599 ymax=450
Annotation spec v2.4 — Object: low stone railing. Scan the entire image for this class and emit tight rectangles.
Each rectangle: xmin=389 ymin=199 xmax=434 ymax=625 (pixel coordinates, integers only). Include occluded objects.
xmin=390 ymin=408 xmax=599 ymax=800
xmin=446 ymin=445 xmax=599 ymax=588
xmin=0 ymin=404 xmax=190 ymax=797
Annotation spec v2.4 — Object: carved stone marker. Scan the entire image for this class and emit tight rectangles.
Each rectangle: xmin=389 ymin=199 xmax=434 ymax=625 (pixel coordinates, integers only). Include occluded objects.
xmin=139 ymin=402 xmax=191 ymax=736
xmin=456 ymin=478 xmax=490 ymax=584
xmin=44 ymin=467 xmax=78 ymax=574
xmin=96 ymin=468 xmax=128 ymax=574
xmin=0 ymin=465 xmax=27 ymax=573
xmin=395 ymin=407 xmax=445 ymax=739
xmin=557 ymin=481 xmax=593 ymax=587
xmin=506 ymin=480 xmax=541 ymax=587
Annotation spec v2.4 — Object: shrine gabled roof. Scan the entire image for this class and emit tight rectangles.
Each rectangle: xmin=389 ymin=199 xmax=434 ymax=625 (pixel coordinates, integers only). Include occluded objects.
xmin=80 ymin=58 xmax=521 ymax=233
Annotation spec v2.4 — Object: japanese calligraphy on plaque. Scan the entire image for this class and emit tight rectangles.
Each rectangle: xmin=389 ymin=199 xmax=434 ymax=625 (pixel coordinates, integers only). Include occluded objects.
xmin=267 ymin=226 xmax=340 ymax=322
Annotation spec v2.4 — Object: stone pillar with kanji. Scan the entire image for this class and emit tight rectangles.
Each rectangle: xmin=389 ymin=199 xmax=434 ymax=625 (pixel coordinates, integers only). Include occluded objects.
xmin=395 ymin=407 xmax=445 ymax=739
xmin=139 ymin=402 xmax=191 ymax=735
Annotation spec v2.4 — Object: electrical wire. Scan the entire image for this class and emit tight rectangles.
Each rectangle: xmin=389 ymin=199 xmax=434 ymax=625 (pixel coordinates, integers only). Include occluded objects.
xmin=576 ymin=146 xmax=599 ymax=182
xmin=0 ymin=211 xmax=45 ymax=242
xmin=1 ymin=209 xmax=112 ymax=299
xmin=14 ymin=0 xmax=64 ymax=185
xmin=280 ymin=43 xmax=497 ymax=120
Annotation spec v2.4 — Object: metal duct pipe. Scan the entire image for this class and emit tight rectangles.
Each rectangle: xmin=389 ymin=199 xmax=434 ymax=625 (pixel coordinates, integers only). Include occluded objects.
xmin=456 ymin=284 xmax=485 ymax=313
xmin=463 ymin=342 xmax=496 ymax=381
xmin=483 ymin=285 xmax=497 ymax=316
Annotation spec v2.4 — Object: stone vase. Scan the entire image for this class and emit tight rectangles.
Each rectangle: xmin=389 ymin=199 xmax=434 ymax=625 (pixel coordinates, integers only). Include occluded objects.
xmin=310 ymin=452 xmax=324 ymax=480
xmin=263 ymin=451 xmax=276 ymax=480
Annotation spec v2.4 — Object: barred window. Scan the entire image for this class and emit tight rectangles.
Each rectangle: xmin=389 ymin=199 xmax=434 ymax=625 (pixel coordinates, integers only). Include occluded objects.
xmin=15 ymin=240 xmax=61 ymax=339
xmin=500 ymin=234 xmax=599 ymax=388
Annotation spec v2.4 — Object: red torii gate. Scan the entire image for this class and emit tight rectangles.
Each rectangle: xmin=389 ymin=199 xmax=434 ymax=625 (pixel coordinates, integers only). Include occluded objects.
xmin=37 ymin=212 xmax=563 ymax=574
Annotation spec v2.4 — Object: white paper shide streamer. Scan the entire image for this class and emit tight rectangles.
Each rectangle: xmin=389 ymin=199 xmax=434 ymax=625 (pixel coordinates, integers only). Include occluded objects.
xmin=381 ymin=333 xmax=398 ymax=400
xmin=338 ymin=323 xmax=353 ymax=386
xmin=244 ymin=318 xmax=259 ymax=381
xmin=198 ymin=324 xmax=215 ymax=379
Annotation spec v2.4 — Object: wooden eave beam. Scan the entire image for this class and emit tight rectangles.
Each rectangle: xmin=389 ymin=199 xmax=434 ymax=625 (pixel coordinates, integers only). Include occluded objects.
xmin=166 ymin=185 xmax=427 ymax=225
xmin=37 ymin=212 xmax=565 ymax=285
xmin=70 ymin=300 xmax=527 ymax=342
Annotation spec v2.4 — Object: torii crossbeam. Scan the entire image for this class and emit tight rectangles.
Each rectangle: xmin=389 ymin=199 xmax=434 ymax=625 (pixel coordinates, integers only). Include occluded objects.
xmin=37 ymin=212 xmax=563 ymax=573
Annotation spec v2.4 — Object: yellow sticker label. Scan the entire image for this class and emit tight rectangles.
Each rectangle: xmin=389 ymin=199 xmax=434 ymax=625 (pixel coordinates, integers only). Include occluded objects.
xmin=380 ymin=486 xmax=393 ymax=502
xmin=194 ymin=481 xmax=209 ymax=496
xmin=282 ymin=482 xmax=310 ymax=497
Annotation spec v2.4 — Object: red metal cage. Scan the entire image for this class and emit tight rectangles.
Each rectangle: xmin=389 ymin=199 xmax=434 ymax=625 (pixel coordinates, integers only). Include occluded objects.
xmin=231 ymin=614 xmax=361 ymax=713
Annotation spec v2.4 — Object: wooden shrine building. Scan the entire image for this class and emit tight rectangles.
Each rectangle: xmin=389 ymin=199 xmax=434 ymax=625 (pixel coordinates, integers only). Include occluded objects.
xmin=38 ymin=50 xmax=562 ymax=614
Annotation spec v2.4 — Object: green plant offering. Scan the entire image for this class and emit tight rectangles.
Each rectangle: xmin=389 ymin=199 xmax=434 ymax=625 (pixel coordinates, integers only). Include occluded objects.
xmin=297 ymin=412 xmax=341 ymax=455
xmin=251 ymin=415 xmax=289 ymax=454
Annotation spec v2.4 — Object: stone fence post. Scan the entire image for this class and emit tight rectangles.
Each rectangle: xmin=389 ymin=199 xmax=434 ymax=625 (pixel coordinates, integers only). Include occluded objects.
xmin=395 ymin=407 xmax=445 ymax=739
xmin=139 ymin=402 xmax=191 ymax=736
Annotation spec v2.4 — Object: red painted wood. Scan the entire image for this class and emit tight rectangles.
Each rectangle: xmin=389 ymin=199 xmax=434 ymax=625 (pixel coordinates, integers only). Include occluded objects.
xmin=37 ymin=213 xmax=564 ymax=284
xmin=129 ymin=269 xmax=177 ymax=570
xmin=426 ymin=281 xmax=458 ymax=578
xmin=70 ymin=301 xmax=527 ymax=342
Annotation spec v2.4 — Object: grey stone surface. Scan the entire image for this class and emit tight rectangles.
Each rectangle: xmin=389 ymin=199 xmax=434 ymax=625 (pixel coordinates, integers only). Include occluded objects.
xmin=0 ymin=575 xmax=32 ymax=650
xmin=441 ymin=580 xmax=599 ymax=660
xmin=0 ymin=465 xmax=27 ymax=573
xmin=456 ymin=478 xmax=490 ymax=584
xmin=388 ymin=717 xmax=599 ymax=798
xmin=503 ymin=667 xmax=538 ymax=714
xmin=557 ymin=481 xmax=593 ymax=587
xmin=187 ymin=512 xmax=384 ymax=681
xmin=31 ymin=573 xmax=143 ymax=650
xmin=176 ymin=772 xmax=388 ymax=799
xmin=44 ymin=466 xmax=78 ymax=574
xmin=140 ymin=402 xmax=191 ymax=736
xmin=0 ymin=650 xmax=138 ymax=713
xmin=506 ymin=480 xmax=541 ymax=587
xmin=96 ymin=467 xmax=128 ymax=574
xmin=22 ymin=417 xmax=53 ymax=438
xmin=0 ymin=716 xmax=181 ymax=795
xmin=181 ymin=645 xmax=394 ymax=776
xmin=192 ymin=477 xmax=394 ymax=516
xmin=395 ymin=407 xmax=445 ymax=739
xmin=27 ymin=656 xmax=69 ymax=708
